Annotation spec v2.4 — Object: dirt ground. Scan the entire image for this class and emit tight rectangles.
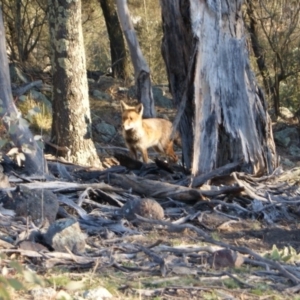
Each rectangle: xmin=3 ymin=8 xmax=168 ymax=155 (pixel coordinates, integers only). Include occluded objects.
xmin=4 ymin=76 xmax=300 ymax=300
xmin=88 ymin=76 xmax=300 ymax=255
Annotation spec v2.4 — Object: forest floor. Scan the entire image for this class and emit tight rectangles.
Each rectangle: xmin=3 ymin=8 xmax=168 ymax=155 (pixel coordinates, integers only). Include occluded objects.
xmin=3 ymin=76 xmax=300 ymax=300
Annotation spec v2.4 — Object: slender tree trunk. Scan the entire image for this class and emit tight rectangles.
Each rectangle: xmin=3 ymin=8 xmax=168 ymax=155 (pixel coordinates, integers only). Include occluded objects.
xmin=245 ymin=0 xmax=280 ymax=118
xmin=0 ymin=7 xmax=47 ymax=175
xmin=99 ymin=0 xmax=130 ymax=80
xmin=161 ymin=0 xmax=278 ymax=176
xmin=115 ymin=0 xmax=155 ymax=118
xmin=48 ymin=0 xmax=102 ymax=168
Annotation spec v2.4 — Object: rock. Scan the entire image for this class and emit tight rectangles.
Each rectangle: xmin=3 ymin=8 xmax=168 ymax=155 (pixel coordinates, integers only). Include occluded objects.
xmin=269 ymin=107 xmax=295 ymax=122
xmin=83 ymin=287 xmax=112 ymax=300
xmin=31 ymin=287 xmax=56 ymax=300
xmin=289 ymin=144 xmax=300 ymax=156
xmin=43 ymin=218 xmax=86 ymax=254
xmin=208 ymin=249 xmax=244 ymax=269
xmin=274 ymin=127 xmax=299 ymax=147
xmin=121 ymin=198 xmax=164 ymax=221
xmin=17 ymin=240 xmax=48 ymax=252
xmin=95 ymin=121 xmax=117 ymax=142
xmin=56 ymin=290 xmax=72 ymax=300
xmin=87 ymin=70 xmax=105 ymax=81
xmin=279 ymin=107 xmax=294 ymax=119
xmin=152 ymin=86 xmax=173 ymax=108
xmin=2 ymin=185 xmax=59 ymax=226
xmin=30 ymin=90 xmax=52 ymax=110
xmin=282 ymin=158 xmax=296 ymax=168
xmin=92 ymin=89 xmax=112 ymax=101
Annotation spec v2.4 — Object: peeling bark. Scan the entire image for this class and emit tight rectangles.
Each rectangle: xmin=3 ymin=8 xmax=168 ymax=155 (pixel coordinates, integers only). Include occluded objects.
xmin=48 ymin=0 xmax=102 ymax=168
xmin=161 ymin=0 xmax=278 ymax=176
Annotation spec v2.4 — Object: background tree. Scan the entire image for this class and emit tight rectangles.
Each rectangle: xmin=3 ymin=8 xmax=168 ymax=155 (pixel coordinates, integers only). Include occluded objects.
xmin=48 ymin=0 xmax=102 ymax=168
xmin=98 ymin=0 xmax=130 ymax=80
xmin=160 ymin=0 xmax=195 ymax=170
xmin=115 ymin=0 xmax=156 ymax=118
xmin=245 ymin=0 xmax=300 ymax=117
xmin=0 ymin=7 xmax=47 ymax=175
xmin=161 ymin=0 xmax=278 ymax=176
xmin=1 ymin=0 xmax=48 ymax=64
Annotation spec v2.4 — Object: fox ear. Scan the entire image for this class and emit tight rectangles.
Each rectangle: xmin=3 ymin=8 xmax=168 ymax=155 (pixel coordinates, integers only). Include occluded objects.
xmin=136 ymin=103 xmax=144 ymax=116
xmin=120 ymin=100 xmax=129 ymax=111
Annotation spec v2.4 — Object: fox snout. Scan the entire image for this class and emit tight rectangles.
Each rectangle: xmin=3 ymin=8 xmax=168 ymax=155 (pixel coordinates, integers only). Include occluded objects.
xmin=122 ymin=121 xmax=135 ymax=131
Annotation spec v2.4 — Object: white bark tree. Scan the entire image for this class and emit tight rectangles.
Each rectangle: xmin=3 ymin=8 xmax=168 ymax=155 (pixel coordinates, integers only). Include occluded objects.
xmin=161 ymin=0 xmax=278 ymax=176
xmin=0 ymin=7 xmax=47 ymax=175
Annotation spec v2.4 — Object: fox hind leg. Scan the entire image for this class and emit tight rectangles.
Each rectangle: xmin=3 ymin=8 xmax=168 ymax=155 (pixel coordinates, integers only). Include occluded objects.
xmin=154 ymin=142 xmax=178 ymax=162
xmin=165 ymin=141 xmax=178 ymax=162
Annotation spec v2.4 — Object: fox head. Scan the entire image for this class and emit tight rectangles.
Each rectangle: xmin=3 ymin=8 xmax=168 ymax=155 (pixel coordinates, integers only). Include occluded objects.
xmin=120 ymin=101 xmax=143 ymax=131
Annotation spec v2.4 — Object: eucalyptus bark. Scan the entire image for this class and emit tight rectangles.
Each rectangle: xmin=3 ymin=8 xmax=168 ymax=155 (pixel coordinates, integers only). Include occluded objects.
xmin=48 ymin=0 xmax=102 ymax=168
xmin=0 ymin=8 xmax=47 ymax=175
xmin=115 ymin=0 xmax=155 ymax=118
xmin=99 ymin=0 xmax=130 ymax=80
xmin=161 ymin=0 xmax=277 ymax=176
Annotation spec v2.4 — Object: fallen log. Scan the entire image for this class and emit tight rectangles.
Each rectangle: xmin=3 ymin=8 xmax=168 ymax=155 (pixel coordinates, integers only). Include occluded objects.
xmin=108 ymin=173 xmax=244 ymax=203
xmin=191 ymin=161 xmax=241 ymax=188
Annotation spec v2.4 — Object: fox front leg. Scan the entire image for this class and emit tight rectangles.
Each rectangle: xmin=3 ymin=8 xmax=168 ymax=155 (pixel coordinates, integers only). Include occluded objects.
xmin=140 ymin=148 xmax=149 ymax=163
xmin=128 ymin=147 xmax=138 ymax=160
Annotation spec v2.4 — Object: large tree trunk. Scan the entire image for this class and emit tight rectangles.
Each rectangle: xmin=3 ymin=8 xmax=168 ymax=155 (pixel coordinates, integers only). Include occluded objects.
xmin=48 ymin=0 xmax=102 ymax=168
xmin=0 ymin=7 xmax=47 ymax=175
xmin=161 ymin=0 xmax=278 ymax=176
xmin=115 ymin=0 xmax=156 ymax=118
xmin=99 ymin=0 xmax=130 ymax=80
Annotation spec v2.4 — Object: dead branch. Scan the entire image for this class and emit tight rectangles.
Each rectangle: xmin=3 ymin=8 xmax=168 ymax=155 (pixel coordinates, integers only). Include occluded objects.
xmin=108 ymin=173 xmax=244 ymax=202
xmin=12 ymin=80 xmax=43 ymax=96
xmin=191 ymin=162 xmax=241 ymax=188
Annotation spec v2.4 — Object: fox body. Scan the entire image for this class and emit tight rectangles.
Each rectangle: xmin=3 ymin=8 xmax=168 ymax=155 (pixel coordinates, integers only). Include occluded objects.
xmin=120 ymin=101 xmax=179 ymax=163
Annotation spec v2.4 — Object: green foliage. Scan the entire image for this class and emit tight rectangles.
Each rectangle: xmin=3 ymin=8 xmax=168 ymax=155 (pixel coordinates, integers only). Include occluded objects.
xmin=222 ymin=278 xmax=240 ymax=289
xmin=250 ymin=283 xmax=270 ymax=296
xmin=245 ymin=1 xmax=300 ymax=112
xmin=0 ymin=261 xmax=25 ymax=300
xmin=201 ymin=291 xmax=218 ymax=300
xmin=264 ymin=245 xmax=300 ymax=262
xmin=18 ymin=97 xmax=52 ymax=133
xmin=47 ymin=275 xmax=71 ymax=288
xmin=0 ymin=259 xmax=47 ymax=299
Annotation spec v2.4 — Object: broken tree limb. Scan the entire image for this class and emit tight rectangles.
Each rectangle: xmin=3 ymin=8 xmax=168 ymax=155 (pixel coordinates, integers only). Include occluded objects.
xmin=12 ymin=80 xmax=43 ymax=97
xmin=191 ymin=161 xmax=241 ymax=188
xmin=108 ymin=173 xmax=244 ymax=202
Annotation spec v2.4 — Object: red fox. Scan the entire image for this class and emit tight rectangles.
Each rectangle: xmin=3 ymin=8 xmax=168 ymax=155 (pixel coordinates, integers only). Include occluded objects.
xmin=120 ymin=101 xmax=180 ymax=163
